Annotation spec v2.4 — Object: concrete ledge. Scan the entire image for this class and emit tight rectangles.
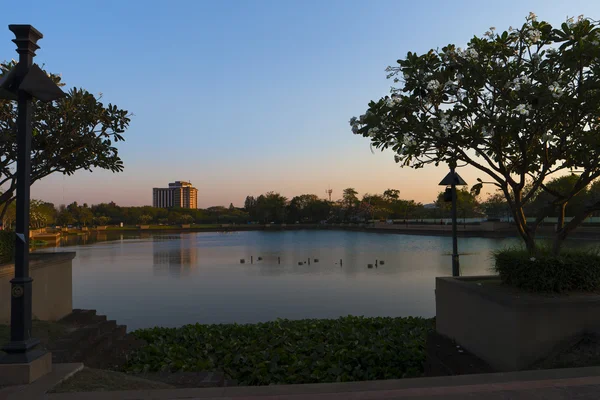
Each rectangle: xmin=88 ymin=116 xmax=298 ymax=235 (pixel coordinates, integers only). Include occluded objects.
xmin=1 ymin=252 xmax=76 ymax=324
xmin=436 ymin=276 xmax=600 ymax=371
xmin=0 ymin=351 xmax=52 ymax=386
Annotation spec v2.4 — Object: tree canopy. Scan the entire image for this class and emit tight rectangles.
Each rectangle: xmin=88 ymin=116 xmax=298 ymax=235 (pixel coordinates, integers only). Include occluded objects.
xmin=0 ymin=61 xmax=131 ymax=218
xmin=351 ymin=13 xmax=600 ymax=253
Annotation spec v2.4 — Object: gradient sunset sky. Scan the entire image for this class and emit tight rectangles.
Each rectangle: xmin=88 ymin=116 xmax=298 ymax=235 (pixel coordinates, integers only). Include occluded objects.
xmin=3 ymin=0 xmax=600 ymax=208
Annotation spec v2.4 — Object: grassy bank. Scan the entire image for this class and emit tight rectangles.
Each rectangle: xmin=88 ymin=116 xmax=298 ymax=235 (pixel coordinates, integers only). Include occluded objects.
xmin=125 ymin=316 xmax=434 ymax=386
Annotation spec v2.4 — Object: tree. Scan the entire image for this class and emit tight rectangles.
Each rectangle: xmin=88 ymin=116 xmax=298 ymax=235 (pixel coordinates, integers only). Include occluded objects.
xmin=351 ymin=14 xmax=600 ymax=254
xmin=178 ymin=214 xmax=194 ymax=224
xmin=361 ymin=194 xmax=390 ymax=220
xmin=254 ymin=192 xmax=288 ymax=223
xmin=435 ymin=189 xmax=481 ymax=218
xmin=287 ymin=194 xmax=331 ymax=223
xmin=28 ymin=200 xmax=55 ymax=228
xmin=526 ymin=174 xmax=591 ymax=228
xmin=1 ymin=200 xmax=15 ymax=230
xmin=0 ymin=61 xmax=130 ymax=221
xmin=96 ymin=216 xmax=111 ymax=227
xmin=56 ymin=205 xmax=75 ymax=226
xmin=482 ymin=192 xmax=510 ymax=220
xmin=383 ymin=189 xmax=400 ymax=201
xmin=342 ymin=188 xmax=359 ymax=208
xmin=78 ymin=206 xmax=94 ymax=227
xmin=139 ymin=214 xmax=153 ymax=225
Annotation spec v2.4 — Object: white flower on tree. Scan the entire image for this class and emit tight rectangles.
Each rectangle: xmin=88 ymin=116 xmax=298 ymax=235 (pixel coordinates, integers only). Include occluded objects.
xmin=351 ymin=13 xmax=600 ymax=255
xmin=548 ymin=82 xmax=564 ymax=98
xmin=527 ymin=29 xmax=542 ymax=43
xmin=514 ymin=104 xmax=531 ymax=116
xmin=427 ymin=80 xmax=441 ymax=90
xmin=466 ymin=47 xmax=479 ymax=60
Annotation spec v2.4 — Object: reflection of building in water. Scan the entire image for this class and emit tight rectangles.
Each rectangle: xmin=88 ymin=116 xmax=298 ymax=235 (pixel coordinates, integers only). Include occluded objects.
xmin=152 ymin=235 xmax=198 ymax=277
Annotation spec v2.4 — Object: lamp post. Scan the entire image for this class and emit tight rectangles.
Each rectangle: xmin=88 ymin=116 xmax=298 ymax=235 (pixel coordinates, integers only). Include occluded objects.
xmin=0 ymin=25 xmax=64 ymax=364
xmin=439 ymin=166 xmax=467 ymax=277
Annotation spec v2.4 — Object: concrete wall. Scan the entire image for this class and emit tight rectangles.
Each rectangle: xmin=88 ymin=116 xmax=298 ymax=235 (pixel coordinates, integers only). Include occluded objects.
xmin=436 ymin=276 xmax=600 ymax=371
xmin=0 ymin=252 xmax=76 ymax=324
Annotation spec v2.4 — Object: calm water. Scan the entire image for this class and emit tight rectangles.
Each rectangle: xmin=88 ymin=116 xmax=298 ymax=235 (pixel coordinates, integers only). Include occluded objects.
xmin=39 ymin=230 xmax=524 ymax=331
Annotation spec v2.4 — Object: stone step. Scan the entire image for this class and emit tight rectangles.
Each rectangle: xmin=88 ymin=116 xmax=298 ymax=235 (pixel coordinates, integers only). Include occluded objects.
xmin=50 ymin=320 xmax=118 ymax=363
xmin=58 ymin=309 xmax=97 ymax=326
xmin=81 ymin=325 xmax=128 ymax=369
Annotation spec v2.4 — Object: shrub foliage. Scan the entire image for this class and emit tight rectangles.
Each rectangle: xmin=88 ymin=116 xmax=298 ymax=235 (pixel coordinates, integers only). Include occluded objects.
xmin=493 ymin=247 xmax=600 ymax=293
xmin=0 ymin=231 xmax=14 ymax=264
xmin=125 ymin=316 xmax=434 ymax=385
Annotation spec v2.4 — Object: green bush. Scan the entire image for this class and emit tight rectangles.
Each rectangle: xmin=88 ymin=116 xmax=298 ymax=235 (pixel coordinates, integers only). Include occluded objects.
xmin=493 ymin=246 xmax=600 ymax=293
xmin=0 ymin=231 xmax=14 ymax=264
xmin=125 ymin=316 xmax=434 ymax=385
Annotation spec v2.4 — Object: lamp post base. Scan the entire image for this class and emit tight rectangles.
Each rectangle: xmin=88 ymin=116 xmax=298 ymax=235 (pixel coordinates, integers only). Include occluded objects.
xmin=0 ymin=338 xmax=43 ymax=364
xmin=0 ymin=351 xmax=52 ymax=386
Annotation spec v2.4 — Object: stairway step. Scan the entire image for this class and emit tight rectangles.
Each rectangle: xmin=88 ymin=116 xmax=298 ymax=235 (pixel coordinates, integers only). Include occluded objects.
xmin=59 ymin=309 xmax=97 ymax=326
xmin=49 ymin=320 xmax=118 ymax=363
xmin=81 ymin=326 xmax=128 ymax=369
xmin=91 ymin=331 xmax=141 ymax=370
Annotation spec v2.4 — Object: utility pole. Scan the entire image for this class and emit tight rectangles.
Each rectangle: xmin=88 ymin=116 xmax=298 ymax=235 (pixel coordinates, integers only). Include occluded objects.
xmin=326 ymin=187 xmax=333 ymax=202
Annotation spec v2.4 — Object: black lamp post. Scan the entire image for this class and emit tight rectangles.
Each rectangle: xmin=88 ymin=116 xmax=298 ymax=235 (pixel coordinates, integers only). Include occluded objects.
xmin=0 ymin=25 xmax=64 ymax=364
xmin=439 ymin=166 xmax=467 ymax=277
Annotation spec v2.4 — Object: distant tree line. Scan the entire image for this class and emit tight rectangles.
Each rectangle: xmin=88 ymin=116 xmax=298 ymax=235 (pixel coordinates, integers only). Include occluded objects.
xmin=3 ymin=177 xmax=600 ymax=230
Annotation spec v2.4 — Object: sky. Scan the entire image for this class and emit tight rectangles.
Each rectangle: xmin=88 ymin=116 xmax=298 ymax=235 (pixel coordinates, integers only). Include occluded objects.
xmin=2 ymin=0 xmax=600 ymax=208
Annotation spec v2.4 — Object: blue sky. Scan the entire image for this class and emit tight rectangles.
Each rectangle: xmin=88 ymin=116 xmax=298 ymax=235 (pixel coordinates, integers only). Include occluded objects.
xmin=3 ymin=0 xmax=599 ymax=207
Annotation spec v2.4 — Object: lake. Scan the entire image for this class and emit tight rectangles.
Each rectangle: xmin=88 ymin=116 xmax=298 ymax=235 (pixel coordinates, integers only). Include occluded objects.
xmin=39 ymin=230 xmax=523 ymax=331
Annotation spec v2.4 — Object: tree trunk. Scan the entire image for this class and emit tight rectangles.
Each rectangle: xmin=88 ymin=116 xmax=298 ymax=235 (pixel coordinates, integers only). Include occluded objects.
xmin=556 ymin=203 xmax=566 ymax=233
xmin=510 ymin=188 xmax=537 ymax=254
xmin=552 ymin=207 xmax=593 ymax=255
xmin=0 ymin=198 xmax=14 ymax=230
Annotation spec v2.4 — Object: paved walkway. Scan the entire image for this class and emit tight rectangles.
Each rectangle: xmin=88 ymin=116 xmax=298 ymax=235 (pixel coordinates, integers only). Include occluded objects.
xmin=4 ymin=365 xmax=600 ymax=399
xmin=41 ymin=366 xmax=600 ymax=400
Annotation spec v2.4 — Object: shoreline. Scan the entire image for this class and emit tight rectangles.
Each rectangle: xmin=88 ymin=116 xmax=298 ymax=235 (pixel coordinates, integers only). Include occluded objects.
xmin=47 ymin=223 xmax=600 ymax=240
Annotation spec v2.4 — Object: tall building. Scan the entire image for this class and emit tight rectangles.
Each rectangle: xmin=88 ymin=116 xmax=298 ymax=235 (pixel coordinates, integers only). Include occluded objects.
xmin=152 ymin=181 xmax=198 ymax=209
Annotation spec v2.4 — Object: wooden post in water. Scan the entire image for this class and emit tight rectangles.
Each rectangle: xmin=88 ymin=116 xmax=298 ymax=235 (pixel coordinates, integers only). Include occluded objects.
xmin=308 ymin=258 xmax=310 ymax=265
xmin=340 ymin=259 xmax=343 ymax=266
xmin=251 ymin=256 xmax=253 ymax=264
xmin=278 ymin=257 xmax=280 ymax=264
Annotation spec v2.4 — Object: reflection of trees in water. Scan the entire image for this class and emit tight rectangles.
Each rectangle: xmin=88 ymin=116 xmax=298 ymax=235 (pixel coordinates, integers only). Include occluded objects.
xmin=152 ymin=234 xmax=198 ymax=277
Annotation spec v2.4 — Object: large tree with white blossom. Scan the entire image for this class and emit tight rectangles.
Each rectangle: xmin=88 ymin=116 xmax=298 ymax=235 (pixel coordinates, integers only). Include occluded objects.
xmin=351 ymin=13 xmax=600 ymax=254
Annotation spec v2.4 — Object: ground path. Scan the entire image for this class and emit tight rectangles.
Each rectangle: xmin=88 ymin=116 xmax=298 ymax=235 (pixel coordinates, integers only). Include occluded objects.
xmin=3 ymin=365 xmax=598 ymax=400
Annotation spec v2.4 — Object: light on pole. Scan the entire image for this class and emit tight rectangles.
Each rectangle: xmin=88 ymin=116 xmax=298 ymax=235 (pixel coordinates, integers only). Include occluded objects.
xmin=0 ymin=25 xmax=65 ymax=364
xmin=439 ymin=167 xmax=467 ymax=277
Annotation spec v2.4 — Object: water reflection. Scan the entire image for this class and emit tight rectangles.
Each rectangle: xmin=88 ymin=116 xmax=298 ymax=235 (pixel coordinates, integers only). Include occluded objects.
xmin=152 ymin=234 xmax=198 ymax=277
xmin=36 ymin=230 xmax=600 ymax=331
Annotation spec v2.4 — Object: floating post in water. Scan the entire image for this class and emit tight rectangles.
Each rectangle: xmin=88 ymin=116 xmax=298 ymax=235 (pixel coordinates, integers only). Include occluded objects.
xmin=240 ymin=259 xmax=245 ymax=264
xmin=258 ymin=257 xmax=262 ymax=261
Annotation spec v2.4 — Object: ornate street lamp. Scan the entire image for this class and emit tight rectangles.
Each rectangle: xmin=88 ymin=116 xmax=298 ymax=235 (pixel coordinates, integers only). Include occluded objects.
xmin=0 ymin=25 xmax=65 ymax=364
xmin=439 ymin=165 xmax=467 ymax=277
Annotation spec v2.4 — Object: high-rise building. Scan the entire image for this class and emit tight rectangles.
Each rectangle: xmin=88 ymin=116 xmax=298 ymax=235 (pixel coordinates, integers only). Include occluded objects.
xmin=152 ymin=181 xmax=198 ymax=209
